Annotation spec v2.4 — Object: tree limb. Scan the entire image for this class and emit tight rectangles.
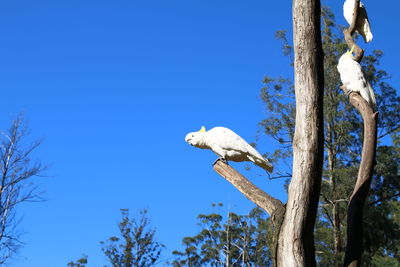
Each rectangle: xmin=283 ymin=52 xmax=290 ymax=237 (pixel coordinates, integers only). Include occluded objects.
xmin=340 ymin=86 xmax=378 ymax=267
xmin=378 ymin=125 xmax=400 ymax=139
xmin=343 ymin=0 xmax=364 ymax=62
xmin=213 ymin=160 xmax=286 ymax=267
xmin=213 ymin=160 xmax=284 ymax=216
xmin=368 ymin=192 xmax=400 ymax=206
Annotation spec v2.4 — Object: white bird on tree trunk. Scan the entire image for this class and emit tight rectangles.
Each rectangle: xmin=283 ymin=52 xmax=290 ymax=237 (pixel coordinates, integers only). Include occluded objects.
xmin=343 ymin=0 xmax=373 ymax=43
xmin=337 ymin=47 xmax=376 ymax=108
xmin=185 ymin=126 xmax=273 ymax=173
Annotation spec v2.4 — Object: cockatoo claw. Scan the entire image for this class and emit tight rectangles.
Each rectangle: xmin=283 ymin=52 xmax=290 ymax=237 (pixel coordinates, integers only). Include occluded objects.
xmin=213 ymin=157 xmax=228 ymax=166
xmin=345 ymin=88 xmax=352 ymax=99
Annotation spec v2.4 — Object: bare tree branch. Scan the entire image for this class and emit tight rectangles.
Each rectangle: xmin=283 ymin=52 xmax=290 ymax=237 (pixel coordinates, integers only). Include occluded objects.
xmin=368 ymin=192 xmax=400 ymax=206
xmin=277 ymin=0 xmax=324 ymax=265
xmin=340 ymin=86 xmax=378 ymax=267
xmin=213 ymin=160 xmax=286 ymax=266
xmin=213 ymin=160 xmax=284 ymax=216
xmin=323 ymin=206 xmax=334 ymax=227
xmin=378 ymin=125 xmax=400 ymax=139
xmin=343 ymin=0 xmax=364 ymax=62
xmin=0 ymin=115 xmax=46 ymax=263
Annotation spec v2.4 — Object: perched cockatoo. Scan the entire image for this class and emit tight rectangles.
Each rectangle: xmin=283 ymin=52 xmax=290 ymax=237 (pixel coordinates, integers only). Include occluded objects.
xmin=185 ymin=126 xmax=273 ymax=173
xmin=337 ymin=47 xmax=376 ymax=108
xmin=343 ymin=0 xmax=373 ymax=43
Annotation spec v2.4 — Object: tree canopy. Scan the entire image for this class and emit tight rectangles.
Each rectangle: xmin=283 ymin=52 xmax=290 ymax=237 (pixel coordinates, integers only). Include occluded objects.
xmin=259 ymin=6 xmax=399 ymax=266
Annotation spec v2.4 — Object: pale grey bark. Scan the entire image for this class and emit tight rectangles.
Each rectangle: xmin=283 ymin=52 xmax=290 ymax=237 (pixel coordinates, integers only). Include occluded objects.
xmin=341 ymin=1 xmax=378 ymax=265
xmin=213 ymin=160 xmax=284 ymax=216
xmin=343 ymin=0 xmax=364 ymax=62
xmin=213 ymin=160 xmax=285 ymax=266
xmin=276 ymin=0 xmax=324 ymax=266
xmin=340 ymin=88 xmax=377 ymax=267
xmin=213 ymin=1 xmax=324 ymax=265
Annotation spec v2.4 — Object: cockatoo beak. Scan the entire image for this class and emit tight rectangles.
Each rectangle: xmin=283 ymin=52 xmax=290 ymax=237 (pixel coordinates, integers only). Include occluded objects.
xmin=185 ymin=132 xmax=197 ymax=146
xmin=184 ymin=133 xmax=191 ymax=143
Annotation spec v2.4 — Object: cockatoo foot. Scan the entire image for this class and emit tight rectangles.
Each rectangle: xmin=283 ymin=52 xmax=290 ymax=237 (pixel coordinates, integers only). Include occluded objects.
xmin=213 ymin=157 xmax=228 ymax=166
xmin=345 ymin=88 xmax=352 ymax=99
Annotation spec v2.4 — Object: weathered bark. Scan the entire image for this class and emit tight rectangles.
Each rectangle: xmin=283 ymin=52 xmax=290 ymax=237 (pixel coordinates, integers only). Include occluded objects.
xmin=341 ymin=87 xmax=378 ymax=267
xmin=276 ymin=0 xmax=324 ymax=266
xmin=213 ymin=160 xmax=284 ymax=217
xmin=214 ymin=1 xmax=324 ymax=265
xmin=341 ymin=1 xmax=377 ymax=265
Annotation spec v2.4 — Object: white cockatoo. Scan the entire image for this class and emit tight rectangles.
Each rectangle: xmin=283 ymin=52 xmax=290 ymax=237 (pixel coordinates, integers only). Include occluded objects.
xmin=337 ymin=47 xmax=376 ymax=108
xmin=343 ymin=0 xmax=373 ymax=43
xmin=185 ymin=126 xmax=273 ymax=173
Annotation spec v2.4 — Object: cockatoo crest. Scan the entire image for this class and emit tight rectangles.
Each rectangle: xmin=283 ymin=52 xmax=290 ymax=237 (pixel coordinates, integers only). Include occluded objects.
xmin=345 ymin=45 xmax=355 ymax=58
xmin=337 ymin=46 xmax=377 ymax=108
xmin=198 ymin=126 xmax=206 ymax=132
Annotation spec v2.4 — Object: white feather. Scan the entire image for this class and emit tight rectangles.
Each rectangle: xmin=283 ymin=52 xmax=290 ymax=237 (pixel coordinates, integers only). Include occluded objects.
xmin=337 ymin=52 xmax=376 ymax=107
xmin=185 ymin=127 xmax=273 ymax=173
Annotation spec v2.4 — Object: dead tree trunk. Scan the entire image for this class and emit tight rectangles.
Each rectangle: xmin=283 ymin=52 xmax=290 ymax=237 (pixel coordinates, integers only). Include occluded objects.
xmin=341 ymin=1 xmax=378 ymax=266
xmin=213 ymin=160 xmax=285 ymax=266
xmin=341 ymin=87 xmax=378 ymax=267
xmin=213 ymin=1 xmax=324 ymax=266
xmin=276 ymin=0 xmax=324 ymax=265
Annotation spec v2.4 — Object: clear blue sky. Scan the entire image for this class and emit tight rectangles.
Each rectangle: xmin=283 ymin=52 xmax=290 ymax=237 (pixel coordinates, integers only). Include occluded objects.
xmin=0 ymin=0 xmax=398 ymax=266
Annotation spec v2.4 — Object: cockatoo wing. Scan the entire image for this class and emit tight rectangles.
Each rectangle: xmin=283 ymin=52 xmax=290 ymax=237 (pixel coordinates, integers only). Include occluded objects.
xmin=338 ymin=58 xmax=362 ymax=93
xmin=207 ymin=127 xmax=273 ymax=172
xmin=343 ymin=0 xmax=354 ymax=25
xmin=343 ymin=0 xmax=373 ymax=43
xmin=338 ymin=57 xmax=376 ymax=106
xmin=207 ymin=127 xmax=256 ymax=156
xmin=365 ymin=81 xmax=376 ymax=107
xmin=358 ymin=3 xmax=373 ymax=43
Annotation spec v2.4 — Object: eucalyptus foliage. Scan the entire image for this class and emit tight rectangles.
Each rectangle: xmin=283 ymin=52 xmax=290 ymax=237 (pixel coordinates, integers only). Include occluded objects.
xmin=259 ymin=6 xmax=399 ymax=266
xmin=172 ymin=204 xmax=271 ymax=267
